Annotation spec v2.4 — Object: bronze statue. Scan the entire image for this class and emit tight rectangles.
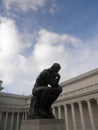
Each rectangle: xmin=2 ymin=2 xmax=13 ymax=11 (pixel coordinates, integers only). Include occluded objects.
xmin=28 ymin=63 xmax=62 ymax=119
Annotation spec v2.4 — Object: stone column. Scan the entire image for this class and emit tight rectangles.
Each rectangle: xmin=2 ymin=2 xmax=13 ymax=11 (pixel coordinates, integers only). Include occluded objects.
xmin=96 ymin=99 xmax=98 ymax=106
xmin=78 ymin=101 xmax=86 ymax=130
xmin=22 ymin=113 xmax=25 ymax=120
xmin=25 ymin=112 xmax=27 ymax=120
xmin=71 ymin=103 xmax=77 ymax=130
xmin=58 ymin=106 xmax=62 ymax=119
xmin=10 ymin=112 xmax=14 ymax=130
xmin=52 ymin=107 xmax=56 ymax=117
xmin=87 ymin=100 xmax=96 ymax=130
xmin=64 ymin=104 xmax=69 ymax=130
xmin=4 ymin=112 xmax=8 ymax=130
xmin=0 ymin=112 xmax=2 ymax=124
xmin=16 ymin=112 xmax=19 ymax=130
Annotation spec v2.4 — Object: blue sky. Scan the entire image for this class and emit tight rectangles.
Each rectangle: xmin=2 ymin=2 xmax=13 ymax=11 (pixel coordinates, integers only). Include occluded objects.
xmin=1 ymin=0 xmax=98 ymax=38
xmin=0 ymin=0 xmax=98 ymax=95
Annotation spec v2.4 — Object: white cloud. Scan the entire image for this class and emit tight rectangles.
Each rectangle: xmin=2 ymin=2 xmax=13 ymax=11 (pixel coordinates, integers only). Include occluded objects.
xmin=0 ymin=17 xmax=23 ymax=56
xmin=0 ymin=17 xmax=33 ymax=83
xmin=33 ymin=29 xmax=98 ymax=82
xmin=33 ymin=29 xmax=69 ymax=69
xmin=0 ymin=17 xmax=98 ymax=95
xmin=3 ymin=0 xmax=48 ymax=11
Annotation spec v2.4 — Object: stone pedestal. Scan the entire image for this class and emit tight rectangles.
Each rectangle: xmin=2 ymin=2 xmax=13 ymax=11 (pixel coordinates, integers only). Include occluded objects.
xmin=21 ymin=119 xmax=65 ymax=130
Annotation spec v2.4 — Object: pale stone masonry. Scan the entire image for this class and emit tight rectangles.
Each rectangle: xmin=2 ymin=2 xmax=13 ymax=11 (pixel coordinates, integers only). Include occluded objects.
xmin=0 ymin=93 xmax=31 ymax=130
xmin=21 ymin=119 xmax=65 ymax=130
xmin=52 ymin=68 xmax=98 ymax=130
xmin=0 ymin=68 xmax=98 ymax=130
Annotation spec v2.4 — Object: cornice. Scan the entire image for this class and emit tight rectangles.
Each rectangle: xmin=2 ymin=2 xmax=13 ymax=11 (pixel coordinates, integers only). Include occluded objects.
xmin=0 ymin=103 xmax=29 ymax=110
xmin=56 ymin=83 xmax=98 ymax=103
xmin=0 ymin=92 xmax=32 ymax=99
xmin=60 ymin=68 xmax=98 ymax=87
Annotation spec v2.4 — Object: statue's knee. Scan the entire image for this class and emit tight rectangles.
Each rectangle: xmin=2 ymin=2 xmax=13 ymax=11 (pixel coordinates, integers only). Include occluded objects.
xmin=56 ymin=86 xmax=62 ymax=94
xmin=59 ymin=86 xmax=62 ymax=93
xmin=45 ymin=88 xmax=52 ymax=94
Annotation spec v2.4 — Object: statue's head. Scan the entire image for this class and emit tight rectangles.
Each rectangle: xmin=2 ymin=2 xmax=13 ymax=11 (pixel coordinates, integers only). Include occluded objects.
xmin=50 ymin=63 xmax=61 ymax=72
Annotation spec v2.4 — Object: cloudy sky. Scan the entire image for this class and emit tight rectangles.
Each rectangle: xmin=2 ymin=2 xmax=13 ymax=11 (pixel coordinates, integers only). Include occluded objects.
xmin=0 ymin=0 xmax=98 ymax=95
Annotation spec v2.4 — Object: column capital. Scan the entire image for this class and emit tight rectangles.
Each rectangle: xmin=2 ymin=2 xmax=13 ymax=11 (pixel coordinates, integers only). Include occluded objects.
xmin=70 ymin=102 xmax=75 ymax=105
xmin=77 ymin=100 xmax=82 ymax=103
xmin=64 ymin=103 xmax=71 ymax=106
xmin=85 ymin=98 xmax=91 ymax=102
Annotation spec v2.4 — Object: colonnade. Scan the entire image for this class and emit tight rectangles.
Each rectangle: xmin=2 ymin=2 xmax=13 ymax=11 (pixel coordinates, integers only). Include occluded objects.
xmin=52 ymin=99 xmax=98 ymax=130
xmin=0 ymin=98 xmax=98 ymax=130
xmin=0 ymin=111 xmax=28 ymax=130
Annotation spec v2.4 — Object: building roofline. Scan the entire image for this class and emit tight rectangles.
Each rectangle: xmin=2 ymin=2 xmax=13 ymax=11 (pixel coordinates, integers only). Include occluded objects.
xmin=60 ymin=68 xmax=98 ymax=87
xmin=1 ymin=68 xmax=98 ymax=97
xmin=0 ymin=92 xmax=31 ymax=99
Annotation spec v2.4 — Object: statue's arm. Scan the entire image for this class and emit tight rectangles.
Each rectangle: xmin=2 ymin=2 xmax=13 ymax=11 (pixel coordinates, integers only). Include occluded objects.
xmin=54 ymin=73 xmax=61 ymax=85
xmin=49 ymin=73 xmax=61 ymax=87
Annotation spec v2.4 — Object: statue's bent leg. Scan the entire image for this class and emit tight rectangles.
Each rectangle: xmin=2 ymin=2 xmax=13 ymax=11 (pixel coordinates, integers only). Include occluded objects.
xmin=39 ymin=87 xmax=52 ymax=117
xmin=28 ymin=87 xmax=47 ymax=119
xmin=46 ymin=86 xmax=62 ymax=114
xmin=32 ymin=87 xmax=52 ymax=118
xmin=28 ymin=97 xmax=36 ymax=119
xmin=49 ymin=87 xmax=62 ymax=104
xmin=33 ymin=89 xmax=45 ymax=116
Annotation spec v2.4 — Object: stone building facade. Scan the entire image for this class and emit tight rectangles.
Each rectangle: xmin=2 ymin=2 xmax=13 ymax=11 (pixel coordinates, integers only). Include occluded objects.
xmin=0 ymin=68 xmax=98 ymax=130
xmin=0 ymin=92 xmax=30 ymax=130
xmin=52 ymin=68 xmax=98 ymax=130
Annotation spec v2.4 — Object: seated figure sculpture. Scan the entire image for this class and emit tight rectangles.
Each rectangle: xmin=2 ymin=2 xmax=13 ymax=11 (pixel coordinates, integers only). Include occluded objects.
xmin=28 ymin=63 xmax=62 ymax=119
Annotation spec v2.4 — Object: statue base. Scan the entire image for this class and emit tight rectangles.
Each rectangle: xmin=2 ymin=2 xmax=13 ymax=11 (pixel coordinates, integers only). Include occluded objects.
xmin=21 ymin=119 xmax=65 ymax=130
